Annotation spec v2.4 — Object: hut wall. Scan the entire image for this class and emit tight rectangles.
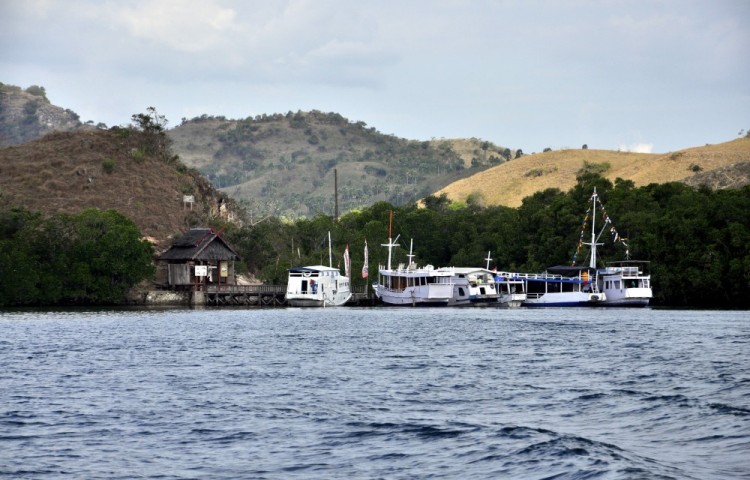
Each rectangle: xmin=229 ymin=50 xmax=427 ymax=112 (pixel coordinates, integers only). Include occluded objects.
xmin=168 ymin=263 xmax=192 ymax=285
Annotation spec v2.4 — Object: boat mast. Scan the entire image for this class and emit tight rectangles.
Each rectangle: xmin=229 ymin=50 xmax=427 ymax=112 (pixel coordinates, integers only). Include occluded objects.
xmin=381 ymin=210 xmax=400 ymax=270
xmin=328 ymin=231 xmax=332 ymax=268
xmin=585 ymin=188 xmax=603 ymax=269
xmin=406 ymin=239 xmax=415 ymax=267
xmin=485 ymin=251 xmax=492 ymax=270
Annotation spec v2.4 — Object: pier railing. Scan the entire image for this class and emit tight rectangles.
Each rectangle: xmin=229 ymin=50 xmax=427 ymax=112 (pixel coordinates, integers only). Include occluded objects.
xmin=199 ymin=284 xmax=374 ymax=306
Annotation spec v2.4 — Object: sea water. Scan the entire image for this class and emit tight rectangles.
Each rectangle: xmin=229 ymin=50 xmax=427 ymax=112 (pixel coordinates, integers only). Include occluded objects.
xmin=1 ymin=307 xmax=748 ymax=479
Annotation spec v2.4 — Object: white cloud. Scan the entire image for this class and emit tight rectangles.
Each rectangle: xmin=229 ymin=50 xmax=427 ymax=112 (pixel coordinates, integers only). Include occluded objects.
xmin=112 ymin=0 xmax=238 ymax=53
xmin=619 ymin=143 xmax=654 ymax=154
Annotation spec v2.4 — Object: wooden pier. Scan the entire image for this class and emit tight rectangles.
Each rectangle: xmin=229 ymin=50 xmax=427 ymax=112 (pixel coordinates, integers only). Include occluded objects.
xmin=197 ymin=285 xmax=376 ymax=307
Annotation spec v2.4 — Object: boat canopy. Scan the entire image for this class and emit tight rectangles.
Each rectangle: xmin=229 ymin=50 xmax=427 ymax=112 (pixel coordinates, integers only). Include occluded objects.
xmin=546 ymin=266 xmax=597 ymax=277
xmin=288 ymin=265 xmax=340 ymax=273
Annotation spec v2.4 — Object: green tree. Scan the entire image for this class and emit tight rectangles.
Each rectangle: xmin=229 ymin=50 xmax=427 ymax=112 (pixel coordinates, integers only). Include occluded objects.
xmin=130 ymin=106 xmax=172 ymax=158
xmin=0 ymin=208 xmax=154 ymax=306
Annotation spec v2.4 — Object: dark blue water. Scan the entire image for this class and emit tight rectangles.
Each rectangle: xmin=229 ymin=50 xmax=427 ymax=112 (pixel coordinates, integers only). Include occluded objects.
xmin=1 ymin=308 xmax=748 ymax=479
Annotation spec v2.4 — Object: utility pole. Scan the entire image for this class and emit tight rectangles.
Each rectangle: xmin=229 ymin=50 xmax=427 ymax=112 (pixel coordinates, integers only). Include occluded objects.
xmin=334 ymin=168 xmax=339 ymax=220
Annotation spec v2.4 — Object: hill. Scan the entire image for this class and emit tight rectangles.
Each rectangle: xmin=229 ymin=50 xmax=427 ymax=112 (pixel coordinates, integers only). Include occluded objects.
xmin=169 ymin=112 xmax=511 ymax=218
xmin=435 ymin=138 xmax=750 ymax=207
xmin=0 ymin=83 xmax=93 ymax=146
xmin=0 ymin=128 xmax=239 ymax=246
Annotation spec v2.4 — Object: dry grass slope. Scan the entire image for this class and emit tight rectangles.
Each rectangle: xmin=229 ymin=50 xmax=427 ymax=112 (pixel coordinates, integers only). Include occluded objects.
xmin=0 ymin=130 xmax=232 ymax=246
xmin=436 ymin=138 xmax=750 ymax=207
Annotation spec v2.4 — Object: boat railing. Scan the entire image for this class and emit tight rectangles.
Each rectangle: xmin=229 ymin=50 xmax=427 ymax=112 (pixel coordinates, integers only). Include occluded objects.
xmin=205 ymin=284 xmax=287 ymax=294
xmin=496 ymin=271 xmax=571 ymax=281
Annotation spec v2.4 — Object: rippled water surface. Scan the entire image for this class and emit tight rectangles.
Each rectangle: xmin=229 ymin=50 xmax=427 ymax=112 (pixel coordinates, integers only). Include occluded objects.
xmin=1 ymin=307 xmax=748 ymax=479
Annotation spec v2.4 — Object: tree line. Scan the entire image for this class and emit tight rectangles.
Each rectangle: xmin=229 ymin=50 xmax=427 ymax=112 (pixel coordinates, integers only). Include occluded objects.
xmin=223 ymin=173 xmax=750 ymax=309
xmin=0 ymin=208 xmax=154 ymax=306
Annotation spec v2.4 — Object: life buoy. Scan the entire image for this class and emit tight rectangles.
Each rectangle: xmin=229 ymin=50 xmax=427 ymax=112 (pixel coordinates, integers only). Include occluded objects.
xmin=303 ymin=272 xmax=311 ymax=278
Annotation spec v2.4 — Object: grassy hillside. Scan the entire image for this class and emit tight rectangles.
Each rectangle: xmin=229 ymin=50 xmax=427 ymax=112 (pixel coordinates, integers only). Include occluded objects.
xmin=0 ymin=129 xmax=238 ymax=246
xmin=169 ymin=112 xmax=511 ymax=218
xmin=436 ymin=138 xmax=750 ymax=207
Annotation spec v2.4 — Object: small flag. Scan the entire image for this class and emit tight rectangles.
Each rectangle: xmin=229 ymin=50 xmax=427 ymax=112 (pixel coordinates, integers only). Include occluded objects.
xmin=362 ymin=240 xmax=369 ymax=279
xmin=343 ymin=244 xmax=351 ymax=279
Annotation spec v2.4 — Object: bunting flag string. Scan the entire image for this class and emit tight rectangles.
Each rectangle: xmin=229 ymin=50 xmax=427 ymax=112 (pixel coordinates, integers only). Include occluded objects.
xmin=571 ymin=195 xmax=630 ymax=265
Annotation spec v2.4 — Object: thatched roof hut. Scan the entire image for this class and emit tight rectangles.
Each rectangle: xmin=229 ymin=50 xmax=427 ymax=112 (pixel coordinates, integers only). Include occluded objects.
xmin=158 ymin=228 xmax=240 ymax=287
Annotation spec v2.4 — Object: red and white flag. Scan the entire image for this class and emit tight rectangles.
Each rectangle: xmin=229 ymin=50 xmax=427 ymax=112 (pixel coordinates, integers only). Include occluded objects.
xmin=362 ymin=240 xmax=369 ymax=279
xmin=343 ymin=244 xmax=351 ymax=279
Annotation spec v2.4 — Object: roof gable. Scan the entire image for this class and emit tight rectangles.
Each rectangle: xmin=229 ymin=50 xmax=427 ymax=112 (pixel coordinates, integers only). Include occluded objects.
xmin=159 ymin=228 xmax=239 ymax=261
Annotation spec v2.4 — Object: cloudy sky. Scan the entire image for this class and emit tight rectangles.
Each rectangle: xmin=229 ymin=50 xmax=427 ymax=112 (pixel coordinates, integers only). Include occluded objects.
xmin=2 ymin=0 xmax=748 ymax=153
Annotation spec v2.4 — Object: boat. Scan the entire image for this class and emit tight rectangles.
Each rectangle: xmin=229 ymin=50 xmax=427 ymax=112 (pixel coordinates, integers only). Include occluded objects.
xmin=438 ymin=267 xmax=500 ymax=305
xmin=286 ymin=233 xmax=352 ymax=307
xmin=519 ymin=266 xmax=605 ymax=307
xmin=286 ymin=265 xmax=352 ymax=307
xmin=494 ymin=271 xmax=527 ymax=307
xmin=519 ymin=188 xmax=651 ymax=307
xmin=582 ymin=189 xmax=652 ymax=307
xmin=597 ymin=260 xmax=652 ymax=307
xmin=436 ymin=267 xmax=472 ymax=306
xmin=372 ymin=213 xmax=454 ymax=306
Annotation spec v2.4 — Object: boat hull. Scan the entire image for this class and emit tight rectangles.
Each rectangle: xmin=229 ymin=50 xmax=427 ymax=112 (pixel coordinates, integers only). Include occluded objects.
xmin=522 ymin=291 xmax=606 ymax=307
xmin=374 ymin=284 xmax=453 ymax=306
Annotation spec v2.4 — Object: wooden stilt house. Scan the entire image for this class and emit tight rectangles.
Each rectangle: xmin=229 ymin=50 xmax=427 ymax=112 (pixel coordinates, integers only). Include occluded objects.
xmin=158 ymin=228 xmax=240 ymax=290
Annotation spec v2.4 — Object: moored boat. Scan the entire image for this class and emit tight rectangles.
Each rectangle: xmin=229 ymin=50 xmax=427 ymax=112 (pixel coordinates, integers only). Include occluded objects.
xmin=372 ymin=213 xmax=454 ymax=306
xmin=519 ymin=188 xmax=652 ymax=307
xmin=374 ymin=262 xmax=455 ymax=306
xmin=598 ymin=260 xmax=652 ymax=307
xmin=436 ymin=267 xmax=500 ymax=306
xmin=286 ymin=232 xmax=352 ymax=307
xmin=494 ymin=271 xmax=527 ymax=307
xmin=286 ymin=265 xmax=352 ymax=307
xmin=519 ymin=266 xmax=605 ymax=307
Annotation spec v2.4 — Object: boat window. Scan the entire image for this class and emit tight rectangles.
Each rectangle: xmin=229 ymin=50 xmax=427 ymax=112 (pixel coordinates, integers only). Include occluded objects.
xmin=615 ymin=280 xmax=621 ymax=289
xmin=458 ymin=287 xmax=465 ymax=296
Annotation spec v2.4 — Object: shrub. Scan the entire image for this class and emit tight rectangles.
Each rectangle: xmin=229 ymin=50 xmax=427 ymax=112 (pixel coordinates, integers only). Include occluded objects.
xmin=578 ymin=161 xmax=610 ymax=176
xmin=130 ymin=148 xmax=145 ymax=162
xmin=102 ymin=158 xmax=115 ymax=174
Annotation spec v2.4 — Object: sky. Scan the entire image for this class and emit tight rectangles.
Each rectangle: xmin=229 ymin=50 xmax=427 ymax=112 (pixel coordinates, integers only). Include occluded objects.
xmin=2 ymin=0 xmax=748 ymax=154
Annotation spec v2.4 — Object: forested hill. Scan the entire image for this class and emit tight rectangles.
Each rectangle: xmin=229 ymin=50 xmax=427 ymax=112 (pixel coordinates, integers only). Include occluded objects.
xmin=436 ymin=137 xmax=750 ymax=208
xmin=169 ymin=112 xmax=512 ymax=219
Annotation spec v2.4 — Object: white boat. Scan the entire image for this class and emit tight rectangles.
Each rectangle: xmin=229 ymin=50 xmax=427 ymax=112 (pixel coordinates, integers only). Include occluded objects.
xmin=286 ymin=232 xmax=352 ymax=307
xmin=598 ymin=260 xmax=652 ymax=307
xmin=286 ymin=265 xmax=352 ymax=307
xmin=494 ymin=271 xmax=527 ymax=307
xmin=372 ymin=215 xmax=454 ymax=306
xmin=519 ymin=188 xmax=651 ymax=307
xmin=439 ymin=267 xmax=499 ymax=305
xmin=374 ymin=262 xmax=455 ymax=306
xmin=582 ymin=188 xmax=652 ymax=307
xmin=520 ymin=266 xmax=606 ymax=307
